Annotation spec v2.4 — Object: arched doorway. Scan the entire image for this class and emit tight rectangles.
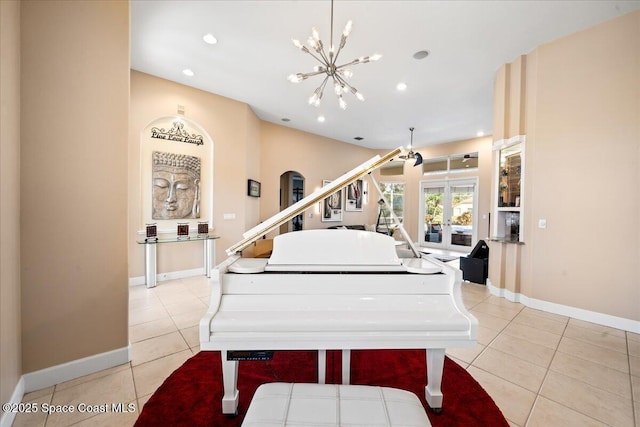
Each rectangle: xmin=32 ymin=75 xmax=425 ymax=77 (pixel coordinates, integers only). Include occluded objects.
xmin=279 ymin=171 xmax=304 ymax=234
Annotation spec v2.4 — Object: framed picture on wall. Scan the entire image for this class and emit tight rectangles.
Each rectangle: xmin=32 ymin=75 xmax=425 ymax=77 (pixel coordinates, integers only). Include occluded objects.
xmin=345 ymin=179 xmax=364 ymax=212
xmin=321 ymin=180 xmax=343 ymax=222
xmin=248 ymin=179 xmax=261 ymax=197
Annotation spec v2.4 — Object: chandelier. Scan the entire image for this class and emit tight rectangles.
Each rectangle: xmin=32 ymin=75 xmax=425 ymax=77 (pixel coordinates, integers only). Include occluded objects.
xmin=287 ymin=0 xmax=381 ymax=110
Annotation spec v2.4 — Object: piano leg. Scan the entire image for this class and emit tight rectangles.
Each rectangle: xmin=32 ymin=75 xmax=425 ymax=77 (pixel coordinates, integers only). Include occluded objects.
xmin=318 ymin=350 xmax=326 ymax=384
xmin=425 ymin=348 xmax=445 ymax=413
xmin=342 ymin=350 xmax=351 ymax=384
xmin=221 ymin=351 xmax=239 ymax=415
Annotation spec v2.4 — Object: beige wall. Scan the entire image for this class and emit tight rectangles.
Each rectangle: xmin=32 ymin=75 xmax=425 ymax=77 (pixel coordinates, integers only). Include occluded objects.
xmin=0 ymin=0 xmax=22 ymax=405
xmin=492 ymin=11 xmax=640 ymax=321
xmin=20 ymin=1 xmax=130 ymax=372
xmin=260 ymin=122 xmax=378 ymax=235
xmin=129 ymin=71 xmax=262 ymax=273
xmin=244 ymin=108 xmax=262 ymax=231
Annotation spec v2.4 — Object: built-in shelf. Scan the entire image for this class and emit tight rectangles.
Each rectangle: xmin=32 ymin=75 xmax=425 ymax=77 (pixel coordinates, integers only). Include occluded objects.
xmin=489 ymin=236 xmax=525 ymax=244
xmin=493 ymin=136 xmax=525 ymax=242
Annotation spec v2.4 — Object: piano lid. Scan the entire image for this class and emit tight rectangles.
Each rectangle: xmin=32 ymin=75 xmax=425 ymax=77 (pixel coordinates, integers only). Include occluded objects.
xmin=226 ymin=147 xmax=402 ymax=256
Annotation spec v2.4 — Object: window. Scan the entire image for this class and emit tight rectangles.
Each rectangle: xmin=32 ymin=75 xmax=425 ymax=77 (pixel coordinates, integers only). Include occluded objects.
xmin=423 ymin=152 xmax=478 ymax=175
xmin=423 ymin=157 xmax=448 ymax=174
xmin=378 ymin=182 xmax=405 ymax=226
xmin=450 ymin=153 xmax=479 ymax=171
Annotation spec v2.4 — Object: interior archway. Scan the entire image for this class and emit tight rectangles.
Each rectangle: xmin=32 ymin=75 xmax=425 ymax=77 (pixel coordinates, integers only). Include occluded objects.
xmin=279 ymin=171 xmax=304 ymax=234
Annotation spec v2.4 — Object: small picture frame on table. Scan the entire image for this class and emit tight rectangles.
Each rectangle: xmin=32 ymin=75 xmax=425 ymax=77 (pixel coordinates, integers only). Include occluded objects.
xmin=145 ymin=223 xmax=158 ymax=242
xmin=177 ymin=223 xmax=190 ymax=240
xmin=197 ymin=222 xmax=209 ymax=237
xmin=248 ymin=179 xmax=261 ymax=197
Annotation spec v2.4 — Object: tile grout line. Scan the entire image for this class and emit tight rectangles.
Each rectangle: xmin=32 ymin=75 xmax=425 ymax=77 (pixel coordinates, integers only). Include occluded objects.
xmin=521 ymin=316 xmax=570 ymax=427
xmin=626 ymin=332 xmax=637 ymax=427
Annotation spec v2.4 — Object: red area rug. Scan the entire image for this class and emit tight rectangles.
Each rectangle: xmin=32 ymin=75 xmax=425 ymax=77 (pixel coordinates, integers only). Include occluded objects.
xmin=135 ymin=350 xmax=508 ymax=426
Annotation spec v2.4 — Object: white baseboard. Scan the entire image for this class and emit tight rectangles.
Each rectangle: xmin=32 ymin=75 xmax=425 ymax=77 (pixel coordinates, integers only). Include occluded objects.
xmin=128 ymin=268 xmax=204 ymax=286
xmin=0 ymin=376 xmax=25 ymax=427
xmin=22 ymin=345 xmax=131 ymax=393
xmin=486 ymin=280 xmax=640 ymax=333
xmin=1 ymin=346 xmax=130 ymax=427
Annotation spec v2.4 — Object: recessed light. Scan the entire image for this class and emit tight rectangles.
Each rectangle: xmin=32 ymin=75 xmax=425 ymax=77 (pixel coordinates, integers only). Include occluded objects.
xmin=203 ymin=33 xmax=218 ymax=45
xmin=281 ymin=118 xmax=291 ymax=122
xmin=354 ymin=136 xmax=364 ymax=141
xmin=477 ymin=131 xmax=485 ymax=137
xmin=317 ymin=116 xmax=325 ymax=123
xmin=182 ymin=69 xmax=194 ymax=77
xmin=413 ymin=50 xmax=429 ymax=60
xmin=396 ymin=82 xmax=407 ymax=91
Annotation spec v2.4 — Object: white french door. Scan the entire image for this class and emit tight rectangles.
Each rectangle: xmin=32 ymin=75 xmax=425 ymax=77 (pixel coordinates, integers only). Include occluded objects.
xmin=419 ymin=178 xmax=478 ymax=251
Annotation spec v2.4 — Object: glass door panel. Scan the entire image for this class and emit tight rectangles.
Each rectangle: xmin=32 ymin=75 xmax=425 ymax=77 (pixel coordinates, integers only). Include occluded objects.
xmin=450 ymin=184 xmax=475 ymax=249
xmin=420 ymin=179 xmax=477 ymax=250
xmin=423 ymin=186 xmax=444 ymax=245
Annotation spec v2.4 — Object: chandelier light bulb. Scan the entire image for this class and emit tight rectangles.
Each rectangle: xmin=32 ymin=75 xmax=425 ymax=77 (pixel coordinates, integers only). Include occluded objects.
xmin=343 ymin=20 xmax=353 ymax=37
xmin=308 ymin=94 xmax=318 ymax=106
xmin=334 ymin=82 xmax=343 ymax=95
xmin=307 ymin=36 xmax=317 ymax=49
xmin=287 ymin=73 xmax=304 ymax=83
xmin=312 ymin=27 xmax=320 ymax=41
xmin=355 ymin=92 xmax=364 ymax=101
xmin=342 ymin=69 xmax=353 ymax=78
xmin=292 ymin=39 xmax=303 ymax=49
xmin=339 ymin=96 xmax=347 ymax=110
xmin=370 ymin=54 xmax=382 ymax=61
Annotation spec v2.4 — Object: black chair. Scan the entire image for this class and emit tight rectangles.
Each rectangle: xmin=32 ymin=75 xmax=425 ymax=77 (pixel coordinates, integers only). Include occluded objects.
xmin=459 ymin=240 xmax=489 ymax=284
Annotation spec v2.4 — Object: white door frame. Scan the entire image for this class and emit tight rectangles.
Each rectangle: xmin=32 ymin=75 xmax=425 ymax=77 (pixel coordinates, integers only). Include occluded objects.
xmin=418 ymin=177 xmax=479 ymax=251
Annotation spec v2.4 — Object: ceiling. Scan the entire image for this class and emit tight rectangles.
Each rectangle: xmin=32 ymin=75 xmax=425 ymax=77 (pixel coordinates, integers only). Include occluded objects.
xmin=130 ymin=1 xmax=640 ymax=150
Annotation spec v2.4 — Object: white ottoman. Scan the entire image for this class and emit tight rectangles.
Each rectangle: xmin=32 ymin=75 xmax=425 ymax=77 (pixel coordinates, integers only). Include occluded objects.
xmin=242 ymin=382 xmax=432 ymax=426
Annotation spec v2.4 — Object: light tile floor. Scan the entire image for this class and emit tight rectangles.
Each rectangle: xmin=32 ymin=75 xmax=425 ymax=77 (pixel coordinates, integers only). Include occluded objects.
xmin=14 ymin=274 xmax=640 ymax=427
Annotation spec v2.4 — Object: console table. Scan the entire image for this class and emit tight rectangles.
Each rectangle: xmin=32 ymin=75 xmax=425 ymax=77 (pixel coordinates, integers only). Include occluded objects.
xmin=137 ymin=235 xmax=220 ymax=288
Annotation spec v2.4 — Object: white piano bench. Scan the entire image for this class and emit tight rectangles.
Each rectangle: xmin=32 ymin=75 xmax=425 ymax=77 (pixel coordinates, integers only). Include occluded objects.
xmin=242 ymin=382 xmax=432 ymax=426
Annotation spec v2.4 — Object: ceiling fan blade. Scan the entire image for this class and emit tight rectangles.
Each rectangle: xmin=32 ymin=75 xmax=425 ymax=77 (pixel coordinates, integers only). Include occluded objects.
xmin=413 ymin=152 xmax=423 ymax=167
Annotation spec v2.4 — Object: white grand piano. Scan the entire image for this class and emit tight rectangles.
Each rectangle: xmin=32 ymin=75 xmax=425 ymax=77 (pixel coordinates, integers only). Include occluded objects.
xmin=199 ymin=148 xmax=477 ymax=415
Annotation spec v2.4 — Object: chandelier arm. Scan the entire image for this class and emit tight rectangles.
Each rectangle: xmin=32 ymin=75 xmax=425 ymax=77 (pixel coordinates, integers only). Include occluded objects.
xmin=316 ymin=46 xmax=333 ymax=68
xmin=300 ymin=70 xmax=329 ymax=79
xmin=332 ymin=41 xmax=345 ymax=65
xmin=320 ymin=39 xmax=337 ymax=68
xmin=334 ymin=74 xmax=358 ymax=94
xmin=336 ymin=58 xmax=363 ymax=69
xmin=303 ymin=49 xmax=332 ymax=68
xmin=319 ymin=74 xmax=330 ymax=93
xmin=312 ymin=75 xmax=330 ymax=96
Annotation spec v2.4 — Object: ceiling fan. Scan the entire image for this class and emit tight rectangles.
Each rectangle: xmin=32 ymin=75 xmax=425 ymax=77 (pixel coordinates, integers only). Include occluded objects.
xmin=398 ymin=127 xmax=423 ymax=166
